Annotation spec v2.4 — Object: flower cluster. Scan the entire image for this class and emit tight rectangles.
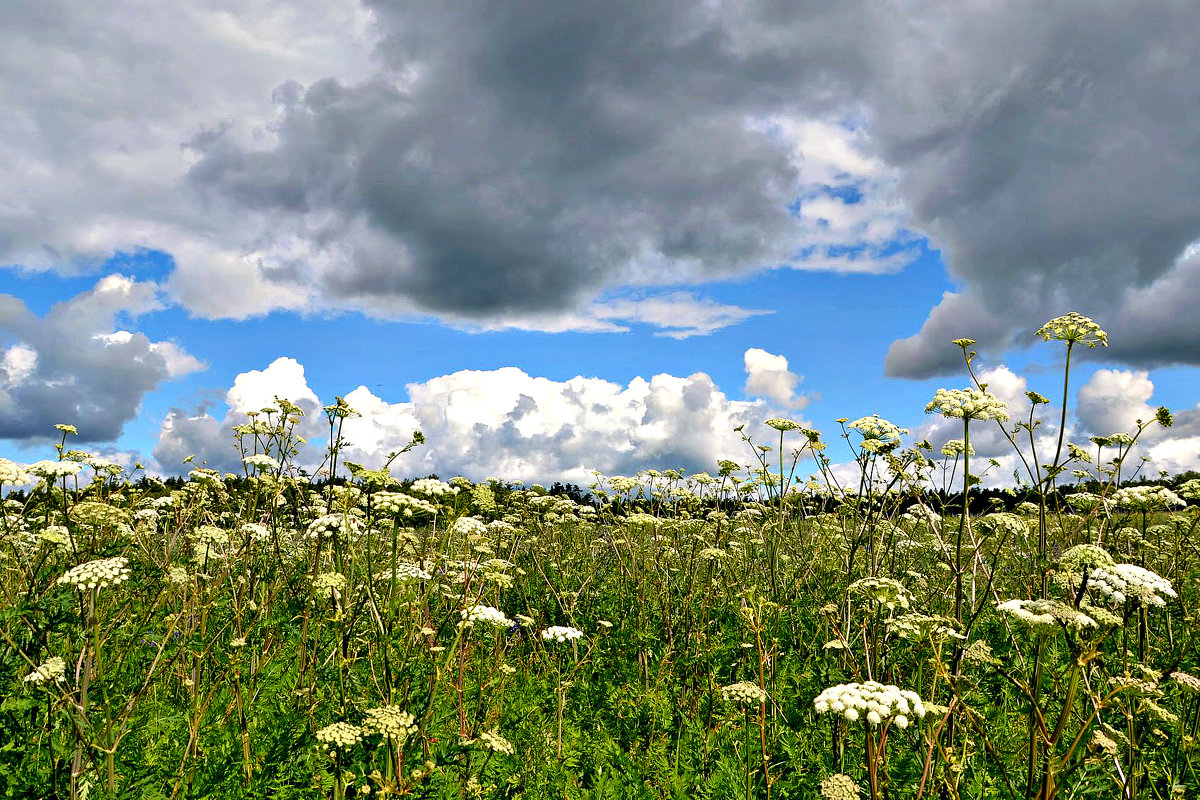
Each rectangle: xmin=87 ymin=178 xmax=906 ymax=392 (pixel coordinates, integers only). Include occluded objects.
xmin=409 ymin=478 xmax=457 ymax=497
xmin=847 ymin=414 xmax=908 ymax=453
xmin=477 ymin=730 xmax=514 ymax=755
xmin=305 ymin=514 xmax=363 ymax=540
xmin=57 ymin=557 xmax=131 ymax=592
xmin=997 ymin=599 xmax=1097 ymax=635
xmin=814 ymin=681 xmax=926 ymax=727
xmin=819 ymin=774 xmax=862 ymax=800
xmin=23 ymin=656 xmax=67 ymax=684
xmin=461 ymin=604 xmax=513 ymax=628
xmin=28 ymin=460 xmax=83 ymax=479
xmin=374 ymin=562 xmax=431 ymax=584
xmin=316 ymin=722 xmax=364 ymax=750
xmin=363 ymin=706 xmax=418 ymax=740
xmin=1110 ymin=485 xmax=1185 ymax=511
xmin=848 ymin=577 xmax=913 ymax=612
xmin=722 ymin=681 xmax=769 ymax=705
xmin=1089 ymin=563 xmax=1176 ymax=607
xmin=925 ymin=388 xmax=1009 ymax=421
xmin=242 ymin=454 xmax=280 ymax=471
xmin=1035 ymin=311 xmax=1108 ymax=347
xmin=374 ymin=491 xmax=439 ymax=518
xmin=0 ymin=458 xmax=30 ymax=485
xmin=541 ymin=626 xmax=584 ymax=644
xmin=451 ymin=516 xmax=488 ymax=538
xmin=764 ymin=418 xmax=801 ymax=432
xmin=313 ymin=571 xmax=347 ymax=592
xmin=940 ymin=438 xmax=975 ymax=457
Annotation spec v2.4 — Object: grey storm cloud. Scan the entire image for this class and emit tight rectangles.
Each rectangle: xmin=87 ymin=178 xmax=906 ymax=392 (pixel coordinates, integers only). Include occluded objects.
xmin=4 ymin=0 xmax=1200 ymax=369
xmin=0 ymin=277 xmax=202 ymax=441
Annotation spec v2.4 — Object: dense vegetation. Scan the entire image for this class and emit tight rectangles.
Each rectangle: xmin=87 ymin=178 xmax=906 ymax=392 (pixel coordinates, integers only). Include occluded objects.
xmin=1 ymin=313 xmax=1198 ymax=800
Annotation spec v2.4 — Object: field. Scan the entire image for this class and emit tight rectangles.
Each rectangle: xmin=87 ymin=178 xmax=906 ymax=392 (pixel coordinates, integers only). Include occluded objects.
xmin=1 ymin=318 xmax=1199 ymax=800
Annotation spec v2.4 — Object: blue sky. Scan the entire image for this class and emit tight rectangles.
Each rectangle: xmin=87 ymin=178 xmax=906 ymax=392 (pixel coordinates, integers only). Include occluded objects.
xmin=3 ymin=1 xmax=1200 ymax=484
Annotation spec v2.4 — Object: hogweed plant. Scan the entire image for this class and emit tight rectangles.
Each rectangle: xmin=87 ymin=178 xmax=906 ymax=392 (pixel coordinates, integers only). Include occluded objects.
xmin=0 ymin=312 xmax=1197 ymax=799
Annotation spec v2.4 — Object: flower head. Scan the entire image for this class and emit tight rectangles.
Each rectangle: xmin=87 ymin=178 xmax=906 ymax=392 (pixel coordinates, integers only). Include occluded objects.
xmin=57 ymin=557 xmax=131 ymax=592
xmin=541 ymin=625 xmax=584 ymax=644
xmin=1035 ymin=312 xmax=1108 ymax=348
xmin=814 ymin=681 xmax=926 ymax=726
xmin=722 ymin=681 xmax=769 ymax=705
xmin=363 ymin=706 xmax=418 ymax=740
xmin=461 ymin=604 xmax=513 ymax=629
xmin=925 ymin=388 xmax=1009 ymax=422
xmin=316 ymin=722 xmax=364 ymax=750
xmin=23 ymin=656 xmax=67 ymax=685
xmin=847 ymin=415 xmax=908 ymax=453
xmin=764 ymin=418 xmax=801 ymax=432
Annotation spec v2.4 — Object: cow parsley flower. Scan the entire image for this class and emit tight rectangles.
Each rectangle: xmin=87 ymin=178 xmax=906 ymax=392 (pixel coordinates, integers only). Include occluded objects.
xmin=541 ymin=626 xmax=584 ymax=644
xmin=1035 ymin=312 xmax=1108 ymax=348
xmin=23 ymin=656 xmax=67 ymax=684
xmin=925 ymin=388 xmax=1009 ymax=422
xmin=57 ymin=557 xmax=131 ymax=592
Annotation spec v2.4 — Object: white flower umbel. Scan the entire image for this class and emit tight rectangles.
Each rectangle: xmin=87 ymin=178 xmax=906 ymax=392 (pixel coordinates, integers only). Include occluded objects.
xmin=28 ymin=460 xmax=83 ymax=480
xmin=722 ymin=681 xmax=769 ymax=705
xmin=541 ymin=626 xmax=584 ymax=644
xmin=57 ymin=557 xmax=131 ymax=592
xmin=847 ymin=414 xmax=908 ymax=453
xmin=1110 ymin=485 xmax=1185 ymax=511
xmin=925 ymin=388 xmax=1009 ymax=422
xmin=363 ymin=706 xmax=418 ymax=741
xmin=242 ymin=454 xmax=280 ymax=472
xmin=316 ymin=722 xmax=365 ymax=750
xmin=461 ymin=604 xmax=513 ymax=629
xmin=814 ymin=681 xmax=926 ymax=727
xmin=23 ymin=656 xmax=67 ymax=684
xmin=477 ymin=730 xmax=515 ymax=755
xmin=997 ymin=599 xmax=1098 ymax=635
xmin=1089 ymin=564 xmax=1177 ymax=607
xmin=1035 ymin=312 xmax=1109 ymax=348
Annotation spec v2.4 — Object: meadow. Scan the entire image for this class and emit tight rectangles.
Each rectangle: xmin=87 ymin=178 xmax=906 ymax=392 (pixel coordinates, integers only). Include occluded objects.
xmin=1 ymin=313 xmax=1197 ymax=800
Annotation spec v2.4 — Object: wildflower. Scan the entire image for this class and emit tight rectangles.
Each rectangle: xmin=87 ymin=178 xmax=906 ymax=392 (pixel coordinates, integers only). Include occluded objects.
xmin=23 ymin=656 xmax=67 ymax=684
xmin=814 ymin=681 xmax=925 ymax=726
xmin=764 ymin=418 xmax=801 ymax=432
xmin=722 ymin=681 xmax=769 ymax=705
xmin=305 ymin=513 xmax=363 ymax=540
xmin=230 ymin=637 xmax=246 ymax=648
xmin=847 ymin=414 xmax=908 ymax=453
xmin=57 ymin=557 xmax=131 ymax=592
xmin=515 ymin=614 xmax=536 ymax=627
xmin=451 ymin=516 xmax=488 ymax=538
xmin=477 ymin=730 xmax=514 ymax=755
xmin=316 ymin=722 xmax=364 ymax=750
xmin=37 ymin=525 xmax=73 ymax=550
xmin=0 ymin=458 xmax=30 ymax=485
xmin=1090 ymin=729 xmax=1120 ymax=757
xmin=941 ymin=439 xmax=974 ymax=457
xmin=167 ymin=565 xmax=190 ymax=584
xmin=374 ymin=562 xmax=431 ymax=584
xmin=313 ymin=572 xmax=347 ymax=592
xmin=461 ymin=604 xmax=513 ymax=629
xmin=28 ymin=460 xmax=83 ymax=479
xmin=1110 ymin=485 xmax=1185 ymax=511
xmin=243 ymin=454 xmax=280 ymax=471
xmin=541 ymin=626 xmax=584 ymax=643
xmin=363 ymin=706 xmax=418 ymax=740
xmin=925 ymin=388 xmax=1009 ymax=422
xmin=409 ymin=478 xmax=457 ymax=497
xmin=997 ymin=599 xmax=1097 ymax=634
xmin=1089 ymin=563 xmax=1176 ymax=607
xmin=1035 ymin=311 xmax=1108 ymax=347
xmin=848 ymin=577 xmax=913 ymax=613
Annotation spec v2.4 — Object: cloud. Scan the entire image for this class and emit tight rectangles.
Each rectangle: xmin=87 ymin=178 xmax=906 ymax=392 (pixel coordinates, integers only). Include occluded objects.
xmin=0 ymin=276 xmax=203 ymax=441
xmin=6 ymin=2 xmax=1200 ymax=365
xmin=153 ymin=351 xmax=810 ymax=484
xmin=743 ymin=348 xmax=809 ymax=408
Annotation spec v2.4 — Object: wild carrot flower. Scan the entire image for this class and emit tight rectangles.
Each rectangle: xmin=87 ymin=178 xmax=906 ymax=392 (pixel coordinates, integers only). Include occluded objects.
xmin=23 ymin=656 xmax=67 ymax=684
xmin=57 ymin=557 xmax=130 ymax=592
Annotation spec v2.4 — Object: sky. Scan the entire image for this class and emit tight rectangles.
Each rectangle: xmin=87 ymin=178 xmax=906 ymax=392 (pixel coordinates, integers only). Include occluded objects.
xmin=2 ymin=0 xmax=1199 ymax=487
